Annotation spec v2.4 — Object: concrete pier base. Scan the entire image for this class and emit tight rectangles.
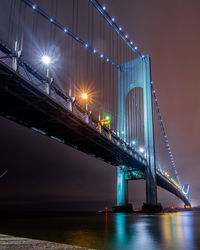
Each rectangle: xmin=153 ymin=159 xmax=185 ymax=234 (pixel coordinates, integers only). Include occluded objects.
xmin=142 ymin=203 xmax=163 ymax=213
xmin=112 ymin=203 xmax=133 ymax=213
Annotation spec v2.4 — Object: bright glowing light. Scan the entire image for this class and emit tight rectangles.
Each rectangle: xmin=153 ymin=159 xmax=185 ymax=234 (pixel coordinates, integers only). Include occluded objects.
xmin=41 ymin=55 xmax=51 ymax=65
xmin=81 ymin=93 xmax=88 ymax=100
xmin=130 ymin=41 xmax=133 ymax=45
xmin=32 ymin=4 xmax=36 ymax=10
xmin=121 ymin=131 xmax=125 ymax=135
xmin=102 ymin=6 xmax=106 ymax=10
xmin=93 ymin=49 xmax=97 ymax=53
xmin=106 ymin=116 xmax=110 ymax=120
xmin=85 ymin=43 xmax=88 ymax=48
xmin=64 ymin=28 xmax=67 ymax=33
xmin=134 ymin=46 xmax=138 ymax=50
xmin=112 ymin=18 xmax=115 ymax=22
xmin=50 ymin=18 xmax=54 ymax=22
xmin=106 ymin=58 xmax=109 ymax=62
xmin=119 ymin=27 xmax=122 ymax=31
xmin=139 ymin=147 xmax=145 ymax=153
xmin=142 ymin=55 xmax=145 ymax=58
xmin=132 ymin=140 xmax=136 ymax=145
xmin=125 ymin=34 xmax=128 ymax=38
xmin=100 ymin=54 xmax=103 ymax=58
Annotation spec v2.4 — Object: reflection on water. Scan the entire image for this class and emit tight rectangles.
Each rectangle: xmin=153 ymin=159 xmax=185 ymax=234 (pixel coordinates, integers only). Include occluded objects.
xmin=115 ymin=213 xmax=127 ymax=246
xmin=113 ymin=212 xmax=196 ymax=250
xmin=114 ymin=213 xmax=159 ymax=249
xmin=162 ymin=212 xmax=193 ymax=249
xmin=105 ymin=212 xmax=108 ymax=233
xmin=0 ymin=211 xmax=199 ymax=250
xmin=161 ymin=212 xmax=195 ymax=250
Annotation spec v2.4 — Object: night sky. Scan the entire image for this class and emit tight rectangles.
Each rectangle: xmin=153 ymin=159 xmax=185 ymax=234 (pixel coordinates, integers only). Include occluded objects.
xmin=0 ymin=0 xmax=200 ymax=210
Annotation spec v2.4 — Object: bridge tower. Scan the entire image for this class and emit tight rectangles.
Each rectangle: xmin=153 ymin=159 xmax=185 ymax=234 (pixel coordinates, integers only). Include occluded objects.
xmin=183 ymin=184 xmax=191 ymax=207
xmin=114 ymin=55 xmax=162 ymax=212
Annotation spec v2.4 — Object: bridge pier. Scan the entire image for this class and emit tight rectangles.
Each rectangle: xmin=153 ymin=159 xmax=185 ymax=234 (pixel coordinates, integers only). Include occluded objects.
xmin=141 ymin=166 xmax=162 ymax=212
xmin=112 ymin=167 xmax=133 ymax=212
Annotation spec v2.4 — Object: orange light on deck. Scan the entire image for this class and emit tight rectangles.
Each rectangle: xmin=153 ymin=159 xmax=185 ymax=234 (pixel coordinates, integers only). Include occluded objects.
xmin=81 ymin=93 xmax=88 ymax=99
xmin=164 ymin=171 xmax=168 ymax=176
xmin=185 ymin=205 xmax=191 ymax=209
xmin=170 ymin=206 xmax=174 ymax=210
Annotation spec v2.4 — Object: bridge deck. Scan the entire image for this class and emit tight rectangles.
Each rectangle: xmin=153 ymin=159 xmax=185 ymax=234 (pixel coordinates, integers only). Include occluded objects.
xmin=0 ymin=60 xmax=146 ymax=171
xmin=157 ymin=173 xmax=190 ymax=205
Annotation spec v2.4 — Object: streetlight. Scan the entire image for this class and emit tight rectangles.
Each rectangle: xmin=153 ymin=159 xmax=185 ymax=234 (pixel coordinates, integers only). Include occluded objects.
xmin=41 ymin=55 xmax=53 ymax=95
xmin=81 ymin=92 xmax=88 ymax=110
xmin=81 ymin=93 xmax=88 ymax=100
xmin=42 ymin=55 xmax=51 ymax=65
xmin=132 ymin=140 xmax=136 ymax=146
xmin=139 ymin=147 xmax=145 ymax=153
xmin=41 ymin=55 xmax=51 ymax=77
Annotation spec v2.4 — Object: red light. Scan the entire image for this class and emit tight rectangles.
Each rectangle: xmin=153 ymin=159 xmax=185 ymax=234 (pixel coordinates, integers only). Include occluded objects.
xmin=104 ymin=206 xmax=108 ymax=211
xmin=170 ymin=206 xmax=174 ymax=210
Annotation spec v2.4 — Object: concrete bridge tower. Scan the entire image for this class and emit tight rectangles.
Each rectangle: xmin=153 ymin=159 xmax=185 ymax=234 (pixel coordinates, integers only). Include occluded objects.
xmin=113 ymin=55 xmax=162 ymax=212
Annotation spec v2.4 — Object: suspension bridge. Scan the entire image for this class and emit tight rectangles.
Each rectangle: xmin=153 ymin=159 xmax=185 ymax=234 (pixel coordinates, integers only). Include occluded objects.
xmin=0 ymin=0 xmax=191 ymax=211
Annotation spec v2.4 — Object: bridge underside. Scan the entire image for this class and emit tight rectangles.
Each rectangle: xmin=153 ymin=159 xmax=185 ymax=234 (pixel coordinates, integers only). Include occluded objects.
xmin=0 ymin=61 xmax=145 ymax=171
xmin=156 ymin=174 xmax=190 ymax=206
xmin=0 ymin=60 xmax=190 ymax=207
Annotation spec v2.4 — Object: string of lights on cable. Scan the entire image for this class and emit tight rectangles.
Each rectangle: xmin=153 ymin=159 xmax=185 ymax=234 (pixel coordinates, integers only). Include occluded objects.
xmin=151 ymin=82 xmax=181 ymax=186
xmin=22 ymin=0 xmax=119 ymax=68
xmin=89 ymin=0 xmax=143 ymax=58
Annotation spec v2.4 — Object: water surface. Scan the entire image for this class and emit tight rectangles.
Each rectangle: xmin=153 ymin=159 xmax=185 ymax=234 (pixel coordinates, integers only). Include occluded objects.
xmin=0 ymin=211 xmax=199 ymax=250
